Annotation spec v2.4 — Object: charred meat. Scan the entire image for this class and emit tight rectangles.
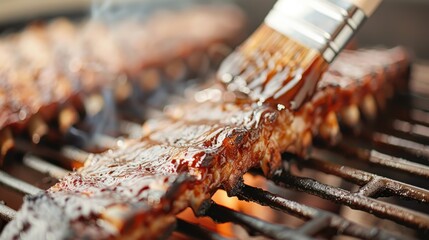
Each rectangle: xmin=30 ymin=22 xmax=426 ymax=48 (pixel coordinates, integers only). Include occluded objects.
xmin=0 ymin=47 xmax=410 ymax=239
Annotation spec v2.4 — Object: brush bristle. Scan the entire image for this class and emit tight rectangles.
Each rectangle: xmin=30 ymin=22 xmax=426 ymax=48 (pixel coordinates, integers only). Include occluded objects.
xmin=218 ymin=24 xmax=327 ymax=109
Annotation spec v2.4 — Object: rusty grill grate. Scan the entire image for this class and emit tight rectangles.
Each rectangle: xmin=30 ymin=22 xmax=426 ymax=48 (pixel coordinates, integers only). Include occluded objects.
xmin=1 ymin=65 xmax=429 ymax=240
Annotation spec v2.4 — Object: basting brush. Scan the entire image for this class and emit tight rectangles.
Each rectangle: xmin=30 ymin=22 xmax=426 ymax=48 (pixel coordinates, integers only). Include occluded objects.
xmin=218 ymin=0 xmax=382 ymax=109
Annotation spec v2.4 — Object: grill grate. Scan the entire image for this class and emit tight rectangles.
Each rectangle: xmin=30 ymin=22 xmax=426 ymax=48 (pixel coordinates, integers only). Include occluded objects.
xmin=1 ymin=70 xmax=429 ymax=239
xmin=232 ymin=184 xmax=411 ymax=240
xmin=271 ymin=159 xmax=429 ymax=231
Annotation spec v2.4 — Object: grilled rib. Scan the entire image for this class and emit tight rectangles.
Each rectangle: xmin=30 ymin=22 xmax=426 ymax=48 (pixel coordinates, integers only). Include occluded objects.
xmin=0 ymin=5 xmax=245 ymax=135
xmin=1 ymin=48 xmax=410 ymax=239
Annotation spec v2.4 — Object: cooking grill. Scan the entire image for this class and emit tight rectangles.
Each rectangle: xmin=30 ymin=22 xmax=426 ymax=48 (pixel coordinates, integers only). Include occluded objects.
xmin=0 ymin=62 xmax=428 ymax=240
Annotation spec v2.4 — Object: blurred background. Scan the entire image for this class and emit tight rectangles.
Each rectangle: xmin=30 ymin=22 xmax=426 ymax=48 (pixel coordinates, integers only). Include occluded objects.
xmin=0 ymin=0 xmax=428 ymax=58
xmin=237 ymin=0 xmax=429 ymax=60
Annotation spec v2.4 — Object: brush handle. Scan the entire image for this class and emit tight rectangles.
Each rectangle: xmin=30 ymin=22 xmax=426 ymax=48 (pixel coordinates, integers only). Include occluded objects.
xmin=349 ymin=0 xmax=382 ymax=16
xmin=265 ymin=0 xmax=383 ymax=63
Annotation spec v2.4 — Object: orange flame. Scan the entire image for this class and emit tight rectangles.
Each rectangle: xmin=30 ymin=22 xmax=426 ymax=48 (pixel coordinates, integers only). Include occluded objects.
xmin=177 ymin=173 xmax=277 ymax=238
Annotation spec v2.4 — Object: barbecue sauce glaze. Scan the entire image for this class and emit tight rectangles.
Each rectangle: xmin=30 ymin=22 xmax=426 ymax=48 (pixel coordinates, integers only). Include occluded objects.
xmin=0 ymin=48 xmax=410 ymax=240
xmin=218 ymin=24 xmax=328 ymax=110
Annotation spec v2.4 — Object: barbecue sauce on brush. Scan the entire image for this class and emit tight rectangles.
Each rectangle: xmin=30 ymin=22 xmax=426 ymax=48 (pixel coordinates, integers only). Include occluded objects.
xmin=218 ymin=24 xmax=328 ymax=110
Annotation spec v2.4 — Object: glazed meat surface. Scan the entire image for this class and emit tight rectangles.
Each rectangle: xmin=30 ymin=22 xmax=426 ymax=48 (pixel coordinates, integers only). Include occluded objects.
xmin=1 ymin=48 xmax=410 ymax=239
xmin=0 ymin=5 xmax=245 ymax=131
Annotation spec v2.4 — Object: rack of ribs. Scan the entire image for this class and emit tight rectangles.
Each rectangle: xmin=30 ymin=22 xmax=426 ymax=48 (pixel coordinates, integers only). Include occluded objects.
xmin=0 ymin=5 xmax=246 ymax=155
xmin=0 ymin=47 xmax=410 ymax=239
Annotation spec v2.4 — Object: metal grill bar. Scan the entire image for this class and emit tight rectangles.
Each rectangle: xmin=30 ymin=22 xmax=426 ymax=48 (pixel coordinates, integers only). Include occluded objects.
xmin=119 ymin=120 xmax=144 ymax=139
xmin=64 ymin=127 xmax=119 ymax=150
xmin=407 ymin=109 xmax=429 ymax=126
xmin=205 ymin=201 xmax=315 ymax=240
xmin=0 ymin=171 xmax=42 ymax=196
xmin=0 ymin=203 xmax=15 ymax=222
xmin=92 ymin=134 xmax=119 ymax=149
xmin=384 ymin=119 xmax=429 ymax=144
xmin=271 ymin=169 xmax=429 ymax=231
xmin=373 ymin=132 xmax=429 ymax=160
xmin=345 ymin=116 xmax=429 ymax=164
xmin=13 ymin=139 xmax=82 ymax=169
xmin=22 ymin=155 xmax=70 ymax=179
xmin=175 ymin=218 xmax=230 ymax=240
xmin=303 ymin=154 xmax=429 ymax=201
xmin=61 ymin=146 xmax=90 ymax=164
xmin=235 ymin=184 xmax=414 ymax=240
xmin=399 ymin=94 xmax=429 ymax=113
xmin=342 ymin=135 xmax=429 ymax=166
xmin=335 ymin=143 xmax=429 ymax=179
xmin=385 ymin=107 xmax=429 ymax=129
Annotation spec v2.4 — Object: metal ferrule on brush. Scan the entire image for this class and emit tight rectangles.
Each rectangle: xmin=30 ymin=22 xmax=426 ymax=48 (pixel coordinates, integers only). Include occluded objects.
xmin=265 ymin=0 xmax=367 ymax=63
